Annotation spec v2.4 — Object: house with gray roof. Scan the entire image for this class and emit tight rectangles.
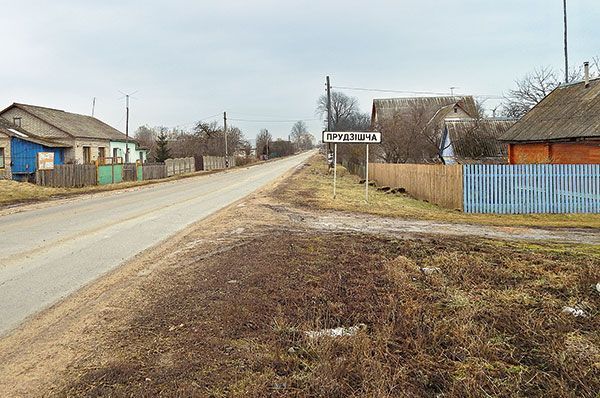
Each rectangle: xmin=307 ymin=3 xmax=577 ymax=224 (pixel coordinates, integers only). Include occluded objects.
xmin=0 ymin=103 xmax=146 ymax=165
xmin=500 ymin=73 xmax=600 ymax=164
xmin=371 ymin=96 xmax=480 ymax=163
xmin=0 ymin=116 xmax=70 ymax=180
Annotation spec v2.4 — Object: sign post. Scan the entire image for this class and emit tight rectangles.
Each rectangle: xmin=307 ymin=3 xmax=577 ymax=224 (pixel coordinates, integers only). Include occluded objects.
xmin=333 ymin=143 xmax=337 ymax=198
xmin=365 ymin=144 xmax=369 ymax=203
xmin=322 ymin=131 xmax=381 ymax=201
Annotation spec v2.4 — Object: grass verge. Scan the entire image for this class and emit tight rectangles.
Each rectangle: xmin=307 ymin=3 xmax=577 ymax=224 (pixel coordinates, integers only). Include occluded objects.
xmin=275 ymin=155 xmax=600 ymax=229
xmin=58 ymin=231 xmax=599 ymax=397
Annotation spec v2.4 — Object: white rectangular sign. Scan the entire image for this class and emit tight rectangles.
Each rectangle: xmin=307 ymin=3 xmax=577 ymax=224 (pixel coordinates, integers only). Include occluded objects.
xmin=37 ymin=152 xmax=55 ymax=170
xmin=322 ymin=131 xmax=381 ymax=144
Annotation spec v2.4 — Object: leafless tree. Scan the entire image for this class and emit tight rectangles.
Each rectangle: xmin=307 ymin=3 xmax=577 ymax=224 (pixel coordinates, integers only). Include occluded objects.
xmin=290 ymin=121 xmax=314 ymax=151
xmin=256 ymin=129 xmax=272 ymax=158
xmin=502 ymin=60 xmax=600 ymax=119
xmin=316 ymin=91 xmax=364 ymax=131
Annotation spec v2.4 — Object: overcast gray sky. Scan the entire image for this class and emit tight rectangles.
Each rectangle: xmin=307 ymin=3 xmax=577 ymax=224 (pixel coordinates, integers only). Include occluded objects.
xmin=1 ymin=0 xmax=598 ymax=140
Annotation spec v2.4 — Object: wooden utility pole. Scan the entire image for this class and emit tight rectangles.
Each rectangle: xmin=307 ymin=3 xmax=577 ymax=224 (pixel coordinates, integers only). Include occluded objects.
xmin=125 ymin=95 xmax=130 ymax=163
xmin=223 ymin=111 xmax=229 ymax=167
xmin=564 ymin=0 xmax=569 ymax=83
xmin=326 ymin=76 xmax=332 ymax=132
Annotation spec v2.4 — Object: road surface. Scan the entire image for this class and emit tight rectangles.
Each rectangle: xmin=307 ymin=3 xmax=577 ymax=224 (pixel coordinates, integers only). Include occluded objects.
xmin=0 ymin=152 xmax=313 ymax=335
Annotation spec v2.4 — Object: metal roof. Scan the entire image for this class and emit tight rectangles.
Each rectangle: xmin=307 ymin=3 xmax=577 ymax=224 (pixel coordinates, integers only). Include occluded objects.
xmin=500 ymin=78 xmax=600 ymax=142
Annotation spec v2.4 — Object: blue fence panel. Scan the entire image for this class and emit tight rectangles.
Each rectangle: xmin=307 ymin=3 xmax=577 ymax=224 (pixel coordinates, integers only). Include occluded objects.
xmin=463 ymin=164 xmax=600 ymax=214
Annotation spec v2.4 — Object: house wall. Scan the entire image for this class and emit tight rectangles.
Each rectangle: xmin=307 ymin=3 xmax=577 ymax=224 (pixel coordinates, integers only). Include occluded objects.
xmin=0 ymin=108 xmax=70 ymax=140
xmin=10 ymin=137 xmax=65 ymax=179
xmin=109 ymin=141 xmax=147 ymax=163
xmin=508 ymin=141 xmax=600 ymax=164
xmin=72 ymin=139 xmax=111 ymax=164
xmin=0 ymin=133 xmax=11 ymax=179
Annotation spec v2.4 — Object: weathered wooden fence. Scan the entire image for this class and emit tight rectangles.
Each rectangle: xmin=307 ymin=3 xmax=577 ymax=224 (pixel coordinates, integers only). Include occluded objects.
xmin=35 ymin=164 xmax=97 ymax=187
xmin=463 ymin=164 xmax=600 ymax=214
xmin=142 ymin=164 xmax=167 ymax=180
xmin=122 ymin=163 xmax=140 ymax=182
xmin=368 ymin=163 xmax=600 ymax=214
xmin=369 ymin=163 xmax=464 ymax=210
xmin=202 ymin=156 xmax=236 ymax=171
xmin=165 ymin=157 xmax=195 ymax=176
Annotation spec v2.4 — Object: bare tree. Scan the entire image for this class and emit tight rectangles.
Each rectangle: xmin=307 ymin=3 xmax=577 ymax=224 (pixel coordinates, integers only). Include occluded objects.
xmin=256 ymin=129 xmax=272 ymax=158
xmin=316 ymin=91 xmax=362 ymax=131
xmin=290 ymin=121 xmax=314 ymax=151
xmin=502 ymin=60 xmax=600 ymax=119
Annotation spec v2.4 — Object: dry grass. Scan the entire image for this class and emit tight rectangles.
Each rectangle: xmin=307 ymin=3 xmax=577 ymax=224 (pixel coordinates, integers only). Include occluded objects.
xmin=0 ymin=171 xmax=208 ymax=207
xmin=276 ymin=155 xmax=600 ymax=229
xmin=57 ymin=231 xmax=600 ymax=397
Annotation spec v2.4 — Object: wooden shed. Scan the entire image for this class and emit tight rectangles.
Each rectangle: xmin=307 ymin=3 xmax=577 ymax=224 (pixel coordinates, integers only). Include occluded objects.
xmin=500 ymin=76 xmax=600 ymax=164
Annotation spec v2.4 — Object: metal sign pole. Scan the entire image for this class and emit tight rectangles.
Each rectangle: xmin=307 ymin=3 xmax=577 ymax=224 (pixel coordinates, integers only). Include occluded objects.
xmin=333 ymin=143 xmax=337 ymax=198
xmin=365 ymin=144 xmax=369 ymax=203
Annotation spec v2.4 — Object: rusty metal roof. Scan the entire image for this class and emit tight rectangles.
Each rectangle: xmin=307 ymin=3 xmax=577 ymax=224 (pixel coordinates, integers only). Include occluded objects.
xmin=445 ymin=119 xmax=514 ymax=163
xmin=500 ymin=78 xmax=600 ymax=142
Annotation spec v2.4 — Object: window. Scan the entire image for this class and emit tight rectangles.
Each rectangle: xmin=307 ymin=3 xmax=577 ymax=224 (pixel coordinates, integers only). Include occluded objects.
xmin=0 ymin=147 xmax=4 ymax=168
xmin=98 ymin=147 xmax=106 ymax=159
xmin=113 ymin=148 xmax=118 ymax=159
xmin=13 ymin=117 xmax=21 ymax=127
xmin=139 ymin=151 xmax=144 ymax=163
xmin=83 ymin=146 xmax=91 ymax=164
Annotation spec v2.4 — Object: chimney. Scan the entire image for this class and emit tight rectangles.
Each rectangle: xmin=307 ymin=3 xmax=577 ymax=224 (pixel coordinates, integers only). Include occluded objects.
xmin=584 ymin=61 xmax=590 ymax=88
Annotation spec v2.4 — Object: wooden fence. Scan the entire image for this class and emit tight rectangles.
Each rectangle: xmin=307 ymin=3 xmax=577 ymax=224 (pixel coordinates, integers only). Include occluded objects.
xmin=367 ymin=163 xmax=600 ymax=214
xmin=35 ymin=164 xmax=97 ymax=187
xmin=463 ymin=164 xmax=600 ymax=214
xmin=369 ymin=163 xmax=464 ymax=210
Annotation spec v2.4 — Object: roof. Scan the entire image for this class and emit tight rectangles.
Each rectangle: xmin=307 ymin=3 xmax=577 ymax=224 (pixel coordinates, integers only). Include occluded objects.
xmin=372 ymin=96 xmax=478 ymax=124
xmin=444 ymin=119 xmax=514 ymax=163
xmin=500 ymin=78 xmax=600 ymax=142
xmin=1 ymin=103 xmax=130 ymax=141
xmin=0 ymin=116 xmax=69 ymax=148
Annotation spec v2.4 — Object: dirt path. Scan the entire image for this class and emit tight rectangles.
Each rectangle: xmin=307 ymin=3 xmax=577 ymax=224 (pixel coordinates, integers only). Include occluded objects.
xmin=268 ymin=205 xmax=600 ymax=245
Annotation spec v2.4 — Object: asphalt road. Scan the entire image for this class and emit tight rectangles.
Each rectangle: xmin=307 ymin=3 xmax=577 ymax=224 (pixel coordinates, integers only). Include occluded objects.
xmin=0 ymin=152 xmax=314 ymax=335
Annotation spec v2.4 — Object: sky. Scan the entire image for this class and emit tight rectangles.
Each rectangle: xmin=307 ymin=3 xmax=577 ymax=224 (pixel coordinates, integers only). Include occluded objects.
xmin=1 ymin=0 xmax=599 ymax=140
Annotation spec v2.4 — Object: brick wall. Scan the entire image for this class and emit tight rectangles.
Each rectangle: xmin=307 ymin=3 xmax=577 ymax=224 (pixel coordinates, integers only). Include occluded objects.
xmin=509 ymin=141 xmax=600 ymax=164
xmin=72 ymin=139 xmax=111 ymax=164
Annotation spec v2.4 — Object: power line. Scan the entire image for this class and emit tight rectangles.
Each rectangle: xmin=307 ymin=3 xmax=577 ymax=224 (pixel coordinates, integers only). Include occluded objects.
xmin=228 ymin=117 xmax=319 ymax=123
xmin=332 ymin=85 xmax=503 ymax=100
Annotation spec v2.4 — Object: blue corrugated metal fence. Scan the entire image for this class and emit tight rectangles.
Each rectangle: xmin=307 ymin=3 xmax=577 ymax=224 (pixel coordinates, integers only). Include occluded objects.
xmin=463 ymin=164 xmax=600 ymax=214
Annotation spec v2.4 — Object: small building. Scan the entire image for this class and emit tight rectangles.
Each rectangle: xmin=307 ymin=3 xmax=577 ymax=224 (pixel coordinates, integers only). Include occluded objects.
xmin=0 ymin=117 xmax=68 ymax=180
xmin=500 ymin=74 xmax=600 ymax=164
xmin=371 ymin=96 xmax=479 ymax=163
xmin=0 ymin=103 xmax=137 ymax=165
xmin=441 ymin=119 xmax=515 ymax=164
xmin=109 ymin=141 xmax=148 ymax=163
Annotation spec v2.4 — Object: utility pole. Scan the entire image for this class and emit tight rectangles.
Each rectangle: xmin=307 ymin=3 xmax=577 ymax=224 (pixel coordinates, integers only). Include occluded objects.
xmin=125 ymin=95 xmax=130 ymax=163
xmin=91 ymin=97 xmax=96 ymax=117
xmin=563 ymin=0 xmax=569 ymax=83
xmin=326 ymin=76 xmax=332 ymax=132
xmin=223 ymin=111 xmax=229 ymax=167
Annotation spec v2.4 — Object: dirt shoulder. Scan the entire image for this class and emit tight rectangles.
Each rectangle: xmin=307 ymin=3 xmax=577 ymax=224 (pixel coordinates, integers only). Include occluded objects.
xmin=0 ymin=160 xmax=598 ymax=397
xmin=280 ymin=154 xmax=600 ymax=230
